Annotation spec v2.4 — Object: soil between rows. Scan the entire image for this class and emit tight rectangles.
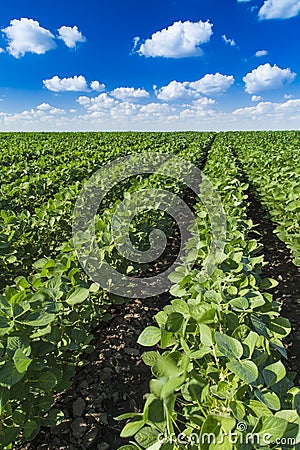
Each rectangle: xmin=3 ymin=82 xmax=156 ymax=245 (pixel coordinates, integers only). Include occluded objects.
xmin=19 ymin=152 xmax=300 ymax=449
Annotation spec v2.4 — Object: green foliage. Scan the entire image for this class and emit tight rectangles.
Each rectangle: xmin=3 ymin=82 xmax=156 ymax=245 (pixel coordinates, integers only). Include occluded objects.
xmin=0 ymin=132 xmax=214 ymax=447
xmin=1 ymin=131 xmax=299 ymax=448
xmin=119 ymin=134 xmax=300 ymax=449
xmin=227 ymin=130 xmax=300 ymax=267
xmin=0 ymin=247 xmax=111 ymax=447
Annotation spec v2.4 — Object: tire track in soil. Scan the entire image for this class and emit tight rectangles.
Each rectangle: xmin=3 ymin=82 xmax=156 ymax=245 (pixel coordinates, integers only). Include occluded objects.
xmin=20 ymin=137 xmax=216 ymax=450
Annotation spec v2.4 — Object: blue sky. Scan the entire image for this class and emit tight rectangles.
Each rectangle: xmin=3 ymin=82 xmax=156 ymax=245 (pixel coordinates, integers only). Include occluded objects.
xmin=0 ymin=0 xmax=300 ymax=130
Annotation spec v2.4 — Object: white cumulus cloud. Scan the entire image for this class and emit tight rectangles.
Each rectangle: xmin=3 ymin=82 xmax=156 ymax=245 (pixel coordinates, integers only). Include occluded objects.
xmin=2 ymin=18 xmax=56 ymax=58
xmin=258 ymin=0 xmax=300 ymax=19
xmin=37 ymin=103 xmax=52 ymax=111
xmin=111 ymin=87 xmax=150 ymax=100
xmin=243 ymin=64 xmax=296 ymax=94
xmin=251 ymin=95 xmax=262 ymax=101
xmin=3 ymin=104 xmax=65 ymax=125
xmin=156 ymin=81 xmax=191 ymax=101
xmin=255 ymin=50 xmax=268 ymax=57
xmin=189 ymin=73 xmax=235 ymax=95
xmin=90 ymin=81 xmax=106 ymax=92
xmin=35 ymin=103 xmax=64 ymax=114
xmin=222 ymin=35 xmax=236 ymax=46
xmin=57 ymin=25 xmax=86 ymax=48
xmin=233 ymin=98 xmax=300 ymax=120
xmin=139 ymin=102 xmax=173 ymax=116
xmin=43 ymin=75 xmax=89 ymax=92
xmin=156 ymin=74 xmax=234 ymax=101
xmin=138 ymin=20 xmax=213 ymax=58
xmin=111 ymin=102 xmax=139 ymax=118
xmin=77 ymin=93 xmax=119 ymax=111
xmin=192 ymin=97 xmax=216 ymax=107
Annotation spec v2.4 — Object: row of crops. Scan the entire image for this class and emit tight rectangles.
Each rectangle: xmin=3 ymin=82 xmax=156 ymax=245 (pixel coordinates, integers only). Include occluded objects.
xmin=0 ymin=132 xmax=210 ymax=288
xmin=0 ymin=131 xmax=299 ymax=449
xmin=227 ymin=131 xmax=300 ymax=267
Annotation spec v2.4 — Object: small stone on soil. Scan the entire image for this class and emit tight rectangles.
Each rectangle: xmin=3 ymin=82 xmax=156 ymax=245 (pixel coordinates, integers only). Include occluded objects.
xmin=72 ymin=398 xmax=86 ymax=418
xmin=124 ymin=348 xmax=139 ymax=356
xmin=70 ymin=418 xmax=88 ymax=439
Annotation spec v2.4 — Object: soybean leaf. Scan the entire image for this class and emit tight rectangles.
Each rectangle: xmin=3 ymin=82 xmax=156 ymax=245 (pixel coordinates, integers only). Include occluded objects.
xmin=141 ymin=351 xmax=160 ymax=367
xmin=216 ymin=332 xmax=243 ymax=360
xmin=255 ymin=390 xmax=281 ymax=411
xmin=199 ymin=324 xmax=213 ymax=347
xmin=165 ymin=313 xmax=184 ymax=333
xmin=13 ymin=349 xmax=32 ymax=374
xmin=263 ymin=360 xmax=286 ymax=387
xmin=138 ymin=327 xmax=161 ymax=347
xmin=0 ymin=362 xmax=25 ymax=388
xmin=257 ymin=416 xmax=288 ymax=442
xmin=19 ymin=311 xmax=56 ymax=327
xmin=24 ymin=420 xmax=39 ymax=441
xmin=227 ymin=360 xmax=258 ymax=384
xmin=0 ymin=316 xmax=13 ymax=336
xmin=120 ymin=418 xmax=146 ymax=438
xmin=66 ymin=287 xmax=89 ymax=306
xmin=135 ymin=427 xmax=159 ymax=448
